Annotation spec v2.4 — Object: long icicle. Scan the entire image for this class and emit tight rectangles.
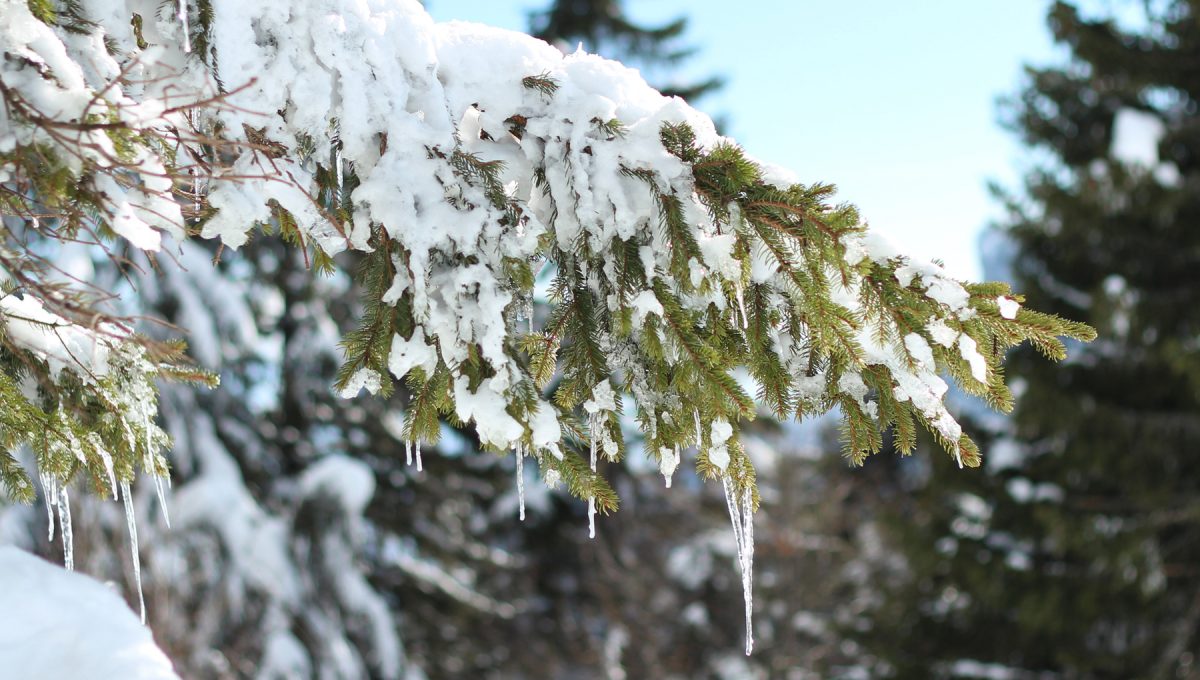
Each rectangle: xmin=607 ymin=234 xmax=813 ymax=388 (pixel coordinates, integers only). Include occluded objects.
xmin=41 ymin=472 xmax=56 ymax=543
xmin=416 ymin=440 xmax=423 ymax=471
xmin=723 ymin=475 xmax=755 ymax=655
xmin=154 ymin=473 xmax=171 ymax=528
xmin=58 ymin=484 xmax=73 ymax=571
xmin=121 ymin=481 xmax=146 ymax=624
xmin=144 ymin=416 xmax=170 ymax=528
xmin=741 ymin=484 xmax=755 ymax=655
xmin=516 ymin=443 xmax=526 ymax=521
xmin=405 ymin=439 xmax=413 ymax=467
xmin=588 ymin=413 xmax=597 ymax=538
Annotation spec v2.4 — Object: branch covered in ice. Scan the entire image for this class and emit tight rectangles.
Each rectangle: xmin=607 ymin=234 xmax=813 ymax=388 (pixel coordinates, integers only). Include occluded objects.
xmin=0 ymin=0 xmax=221 ymax=509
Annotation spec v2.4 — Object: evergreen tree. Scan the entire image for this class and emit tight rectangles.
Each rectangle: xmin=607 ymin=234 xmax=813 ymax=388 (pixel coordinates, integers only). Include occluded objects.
xmin=855 ymin=2 xmax=1200 ymax=677
xmin=529 ymin=0 xmax=724 ymax=102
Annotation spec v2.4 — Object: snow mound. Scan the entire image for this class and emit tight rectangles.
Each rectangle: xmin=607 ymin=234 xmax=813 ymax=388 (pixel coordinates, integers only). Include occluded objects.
xmin=0 ymin=546 xmax=179 ymax=680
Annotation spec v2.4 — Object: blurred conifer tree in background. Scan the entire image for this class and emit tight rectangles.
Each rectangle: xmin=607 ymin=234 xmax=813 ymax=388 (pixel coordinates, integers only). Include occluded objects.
xmin=855 ymin=2 xmax=1200 ymax=677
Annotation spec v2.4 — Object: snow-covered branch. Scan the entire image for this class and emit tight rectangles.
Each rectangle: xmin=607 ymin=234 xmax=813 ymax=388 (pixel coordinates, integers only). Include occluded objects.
xmin=0 ymin=0 xmax=1093 ymax=658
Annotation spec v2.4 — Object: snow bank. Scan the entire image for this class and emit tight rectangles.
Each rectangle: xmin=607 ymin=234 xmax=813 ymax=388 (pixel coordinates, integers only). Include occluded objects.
xmin=0 ymin=546 xmax=179 ymax=680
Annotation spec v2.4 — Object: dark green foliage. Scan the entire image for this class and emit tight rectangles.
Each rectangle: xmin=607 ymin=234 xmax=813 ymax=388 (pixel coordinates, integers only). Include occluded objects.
xmin=26 ymin=0 xmax=55 ymax=24
xmin=334 ymin=230 xmax=401 ymax=399
xmin=855 ymin=3 xmax=1200 ymax=677
xmin=0 ymin=318 xmax=199 ymax=504
xmin=529 ymin=0 xmax=724 ymax=102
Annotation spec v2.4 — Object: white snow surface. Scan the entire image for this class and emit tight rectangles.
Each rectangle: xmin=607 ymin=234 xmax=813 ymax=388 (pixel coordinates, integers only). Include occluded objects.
xmin=0 ymin=546 xmax=180 ymax=680
xmin=0 ymin=294 xmax=113 ymax=382
xmin=1110 ymin=108 xmax=1180 ymax=185
xmin=996 ymin=296 xmax=1021 ymax=320
xmin=298 ymin=454 xmax=376 ymax=515
xmin=708 ymin=419 xmax=734 ymax=472
xmin=1111 ymin=108 xmax=1164 ymax=167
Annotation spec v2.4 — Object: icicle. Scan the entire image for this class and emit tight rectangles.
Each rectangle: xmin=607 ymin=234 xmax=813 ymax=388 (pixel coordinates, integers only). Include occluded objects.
xmin=735 ymin=282 xmax=749 ymax=330
xmin=177 ymin=0 xmax=191 ymax=53
xmin=40 ymin=472 xmax=57 ymax=542
xmin=145 ymin=415 xmax=169 ymax=528
xmin=524 ymin=296 xmax=534 ymax=334
xmin=955 ymin=446 xmax=964 ymax=469
xmin=661 ymin=445 xmax=680 ymax=488
xmin=516 ymin=443 xmax=526 ymax=521
xmin=121 ymin=481 xmax=146 ymax=624
xmin=416 ymin=440 xmax=423 ymax=472
xmin=98 ymin=446 xmax=117 ymax=499
xmin=57 ymin=484 xmax=73 ymax=571
xmin=722 ymin=476 xmax=755 ymax=655
xmin=741 ymin=484 xmax=755 ymax=655
xmin=694 ymin=409 xmax=703 ymax=447
xmin=588 ymin=414 xmax=597 ymax=539
xmin=154 ymin=474 xmax=171 ymax=528
xmin=405 ymin=439 xmax=413 ymax=466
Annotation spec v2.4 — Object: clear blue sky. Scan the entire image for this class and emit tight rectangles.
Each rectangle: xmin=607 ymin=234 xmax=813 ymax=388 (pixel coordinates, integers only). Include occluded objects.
xmin=425 ymin=1 xmax=1065 ymax=281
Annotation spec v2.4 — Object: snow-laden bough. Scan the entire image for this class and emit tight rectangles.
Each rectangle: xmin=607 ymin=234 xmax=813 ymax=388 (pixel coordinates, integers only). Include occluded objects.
xmin=0 ymin=0 xmax=1094 ymax=653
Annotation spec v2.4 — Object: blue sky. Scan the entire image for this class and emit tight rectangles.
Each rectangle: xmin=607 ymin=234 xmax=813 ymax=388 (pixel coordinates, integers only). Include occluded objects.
xmin=425 ymin=1 xmax=1065 ymax=281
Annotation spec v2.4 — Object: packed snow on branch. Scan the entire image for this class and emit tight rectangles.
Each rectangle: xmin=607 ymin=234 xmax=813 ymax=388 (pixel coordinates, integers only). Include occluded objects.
xmin=2 ymin=0 xmax=1016 ymax=460
xmin=0 ymin=294 xmax=114 ymax=381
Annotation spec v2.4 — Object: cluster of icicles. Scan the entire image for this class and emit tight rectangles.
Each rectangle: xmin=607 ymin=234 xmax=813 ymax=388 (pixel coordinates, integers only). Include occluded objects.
xmin=41 ymin=413 xmax=754 ymax=651
xmin=41 ymin=472 xmax=163 ymax=625
xmin=44 ymin=431 xmax=755 ymax=653
xmin=399 ymin=398 xmax=757 ymax=654
xmin=532 ymin=398 xmax=753 ymax=652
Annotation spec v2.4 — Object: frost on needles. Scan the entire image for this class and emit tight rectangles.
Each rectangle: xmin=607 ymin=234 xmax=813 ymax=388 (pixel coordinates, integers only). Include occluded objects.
xmin=0 ymin=0 xmax=1095 ymax=654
